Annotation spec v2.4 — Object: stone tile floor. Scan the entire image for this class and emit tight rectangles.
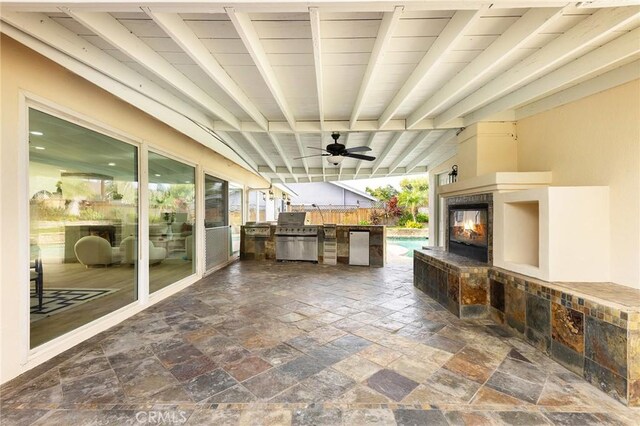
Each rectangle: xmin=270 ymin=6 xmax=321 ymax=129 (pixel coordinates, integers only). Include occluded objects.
xmin=2 ymin=261 xmax=638 ymax=425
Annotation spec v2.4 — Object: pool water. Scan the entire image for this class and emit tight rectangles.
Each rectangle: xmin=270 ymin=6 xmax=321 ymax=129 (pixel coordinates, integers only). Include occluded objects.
xmin=387 ymin=238 xmax=429 ymax=257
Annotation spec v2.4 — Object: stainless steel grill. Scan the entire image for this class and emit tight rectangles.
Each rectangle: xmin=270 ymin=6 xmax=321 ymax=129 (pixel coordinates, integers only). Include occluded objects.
xmin=275 ymin=226 xmax=318 ymax=236
xmin=275 ymin=213 xmax=318 ymax=262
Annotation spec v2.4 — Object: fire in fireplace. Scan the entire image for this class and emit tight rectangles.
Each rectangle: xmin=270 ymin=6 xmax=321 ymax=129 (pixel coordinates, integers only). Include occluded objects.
xmin=448 ymin=204 xmax=488 ymax=262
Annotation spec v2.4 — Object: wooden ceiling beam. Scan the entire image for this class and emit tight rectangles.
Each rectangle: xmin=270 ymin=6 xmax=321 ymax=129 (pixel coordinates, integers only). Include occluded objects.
xmin=145 ymin=10 xmax=269 ymax=131
xmin=369 ymin=132 xmax=404 ymax=177
xmin=465 ymin=27 xmax=640 ymax=126
xmin=226 ymin=7 xmax=297 ymax=131
xmin=63 ymin=9 xmax=242 ymax=130
xmin=1 ymin=1 xmax=577 ymax=14
xmin=320 ymin=131 xmax=327 ymax=181
xmin=405 ymin=6 xmax=566 ymax=128
xmin=516 ymin=59 xmax=640 ymax=121
xmin=387 ymin=130 xmax=433 ymax=175
xmin=434 ymin=6 xmax=640 ymax=128
xmin=354 ymin=132 xmax=377 ymax=178
xmin=309 ymin=7 xmax=325 ymax=131
xmin=349 ymin=6 xmax=403 ymax=129
xmin=268 ymin=133 xmax=298 ymax=182
xmin=259 ymin=166 xmax=429 ymax=178
xmin=237 ymin=131 xmax=279 ymax=176
xmin=293 ymin=134 xmax=311 ymax=180
xmin=404 ymin=129 xmax=457 ymax=173
xmin=377 ymin=7 xmax=486 ymax=129
xmin=337 ymin=133 xmax=350 ymax=179
xmin=210 ymin=118 xmax=463 ymax=133
xmin=0 ymin=11 xmax=259 ymax=173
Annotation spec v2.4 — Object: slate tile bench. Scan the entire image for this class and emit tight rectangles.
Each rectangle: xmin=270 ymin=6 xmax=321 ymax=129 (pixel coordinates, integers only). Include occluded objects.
xmin=414 ymin=249 xmax=640 ymax=407
xmin=413 ymin=249 xmax=490 ymax=319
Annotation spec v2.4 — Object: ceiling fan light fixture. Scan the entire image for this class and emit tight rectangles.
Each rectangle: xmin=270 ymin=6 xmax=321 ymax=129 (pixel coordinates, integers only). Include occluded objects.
xmin=327 ymin=155 xmax=344 ymax=165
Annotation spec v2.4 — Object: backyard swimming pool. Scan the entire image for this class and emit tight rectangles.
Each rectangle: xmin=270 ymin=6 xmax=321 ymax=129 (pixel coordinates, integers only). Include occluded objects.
xmin=387 ymin=237 xmax=429 ymax=257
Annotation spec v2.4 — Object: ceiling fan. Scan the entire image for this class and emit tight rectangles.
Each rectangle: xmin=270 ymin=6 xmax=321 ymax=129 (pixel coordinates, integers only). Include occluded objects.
xmin=294 ymin=132 xmax=376 ymax=165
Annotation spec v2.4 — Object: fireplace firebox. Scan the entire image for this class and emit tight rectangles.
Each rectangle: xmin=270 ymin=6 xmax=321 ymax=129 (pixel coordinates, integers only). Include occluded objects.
xmin=448 ymin=203 xmax=489 ymax=262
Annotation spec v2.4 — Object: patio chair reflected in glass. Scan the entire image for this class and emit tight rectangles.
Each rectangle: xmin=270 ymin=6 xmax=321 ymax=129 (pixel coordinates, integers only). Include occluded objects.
xmin=30 ymin=246 xmax=44 ymax=312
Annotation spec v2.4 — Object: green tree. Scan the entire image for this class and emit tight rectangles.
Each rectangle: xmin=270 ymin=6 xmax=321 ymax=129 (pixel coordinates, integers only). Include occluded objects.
xmin=365 ymin=184 xmax=398 ymax=202
xmin=397 ymin=177 xmax=429 ymax=221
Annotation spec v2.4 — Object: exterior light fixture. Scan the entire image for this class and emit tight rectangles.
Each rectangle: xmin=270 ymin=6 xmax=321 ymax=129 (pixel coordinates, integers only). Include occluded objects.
xmin=269 ymin=190 xmax=274 ymax=201
xmin=448 ymin=165 xmax=458 ymax=183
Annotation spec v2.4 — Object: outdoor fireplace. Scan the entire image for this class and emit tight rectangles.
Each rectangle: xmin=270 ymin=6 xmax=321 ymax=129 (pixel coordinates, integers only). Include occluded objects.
xmin=448 ymin=203 xmax=489 ymax=262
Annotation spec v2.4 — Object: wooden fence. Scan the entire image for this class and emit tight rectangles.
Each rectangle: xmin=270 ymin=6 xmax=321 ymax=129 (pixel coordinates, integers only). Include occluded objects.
xmin=290 ymin=205 xmax=390 ymax=225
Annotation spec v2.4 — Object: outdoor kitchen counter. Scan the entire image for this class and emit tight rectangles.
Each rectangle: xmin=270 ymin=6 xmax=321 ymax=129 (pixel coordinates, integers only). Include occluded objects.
xmin=241 ymin=224 xmax=385 ymax=267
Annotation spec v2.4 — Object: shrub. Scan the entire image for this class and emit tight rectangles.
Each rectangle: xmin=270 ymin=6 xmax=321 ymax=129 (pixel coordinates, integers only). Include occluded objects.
xmin=385 ymin=196 xmax=403 ymax=217
xmin=404 ymin=220 xmax=423 ymax=229
xmin=369 ymin=209 xmax=383 ymax=225
xmin=397 ymin=211 xmax=413 ymax=227
xmin=416 ymin=213 xmax=429 ymax=223
xmin=79 ymin=208 xmax=105 ymax=221
xmin=359 ymin=219 xmax=371 ymax=225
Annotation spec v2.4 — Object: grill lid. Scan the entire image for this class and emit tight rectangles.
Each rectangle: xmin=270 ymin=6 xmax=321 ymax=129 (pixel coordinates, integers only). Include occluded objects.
xmin=277 ymin=212 xmax=306 ymax=226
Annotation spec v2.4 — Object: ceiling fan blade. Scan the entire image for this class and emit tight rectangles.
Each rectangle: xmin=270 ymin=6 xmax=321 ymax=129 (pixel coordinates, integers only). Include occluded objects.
xmin=293 ymin=153 xmax=328 ymax=159
xmin=306 ymin=146 xmax=329 ymax=152
xmin=345 ymin=146 xmax=372 ymax=153
xmin=345 ymin=153 xmax=376 ymax=161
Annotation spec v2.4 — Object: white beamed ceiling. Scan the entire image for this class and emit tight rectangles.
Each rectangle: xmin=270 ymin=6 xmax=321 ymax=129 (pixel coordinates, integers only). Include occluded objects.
xmin=2 ymin=1 xmax=638 ymax=184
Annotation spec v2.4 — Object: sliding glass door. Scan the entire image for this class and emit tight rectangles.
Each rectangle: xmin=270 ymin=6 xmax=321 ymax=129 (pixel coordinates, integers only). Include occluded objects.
xmin=28 ymin=108 xmax=139 ymax=348
xmin=204 ymin=174 xmax=229 ymax=271
xmin=148 ymin=152 xmax=196 ymax=293
xmin=229 ymin=184 xmax=243 ymax=256
xmin=248 ymin=189 xmax=267 ymax=222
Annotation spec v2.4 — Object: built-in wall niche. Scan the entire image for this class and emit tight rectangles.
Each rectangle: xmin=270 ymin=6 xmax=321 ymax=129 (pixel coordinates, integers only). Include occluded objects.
xmin=494 ymin=187 xmax=610 ymax=282
xmin=503 ymin=201 xmax=539 ymax=267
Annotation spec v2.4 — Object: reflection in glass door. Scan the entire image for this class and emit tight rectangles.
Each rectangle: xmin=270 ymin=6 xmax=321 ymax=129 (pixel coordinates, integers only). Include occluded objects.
xmin=248 ymin=190 xmax=258 ymax=222
xmin=28 ymin=108 xmax=139 ymax=348
xmin=229 ymin=184 xmax=243 ymax=256
xmin=204 ymin=174 xmax=229 ymax=272
xmin=148 ymin=152 xmax=196 ymax=293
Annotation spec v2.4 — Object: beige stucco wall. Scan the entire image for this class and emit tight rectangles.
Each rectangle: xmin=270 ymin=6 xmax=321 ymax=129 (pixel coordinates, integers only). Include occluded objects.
xmin=516 ymin=80 xmax=640 ymax=289
xmin=0 ymin=35 xmax=271 ymax=383
xmin=428 ymin=80 xmax=640 ymax=289
xmin=456 ymin=122 xmax=518 ymax=180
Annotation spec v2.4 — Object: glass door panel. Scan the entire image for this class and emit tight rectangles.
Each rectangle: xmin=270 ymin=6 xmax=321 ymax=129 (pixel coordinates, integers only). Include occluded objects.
xmin=248 ymin=190 xmax=258 ymax=222
xmin=28 ymin=108 xmax=138 ymax=348
xmin=229 ymin=185 xmax=243 ymax=256
xmin=148 ymin=152 xmax=195 ymax=292
xmin=204 ymin=174 xmax=229 ymax=271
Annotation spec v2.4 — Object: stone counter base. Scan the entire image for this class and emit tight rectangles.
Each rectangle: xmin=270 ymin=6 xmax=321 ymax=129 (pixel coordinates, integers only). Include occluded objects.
xmin=413 ymin=250 xmax=640 ymax=407
xmin=413 ymin=250 xmax=490 ymax=319
xmin=241 ymin=225 xmax=385 ymax=267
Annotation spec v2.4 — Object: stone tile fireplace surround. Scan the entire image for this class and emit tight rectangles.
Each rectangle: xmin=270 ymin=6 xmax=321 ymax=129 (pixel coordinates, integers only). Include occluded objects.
xmin=414 ymin=249 xmax=640 ymax=407
xmin=414 ymin=190 xmax=639 ymax=407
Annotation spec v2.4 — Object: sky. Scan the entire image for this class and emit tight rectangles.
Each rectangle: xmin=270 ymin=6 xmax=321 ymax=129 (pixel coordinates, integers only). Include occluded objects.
xmin=341 ymin=173 xmax=427 ymax=192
